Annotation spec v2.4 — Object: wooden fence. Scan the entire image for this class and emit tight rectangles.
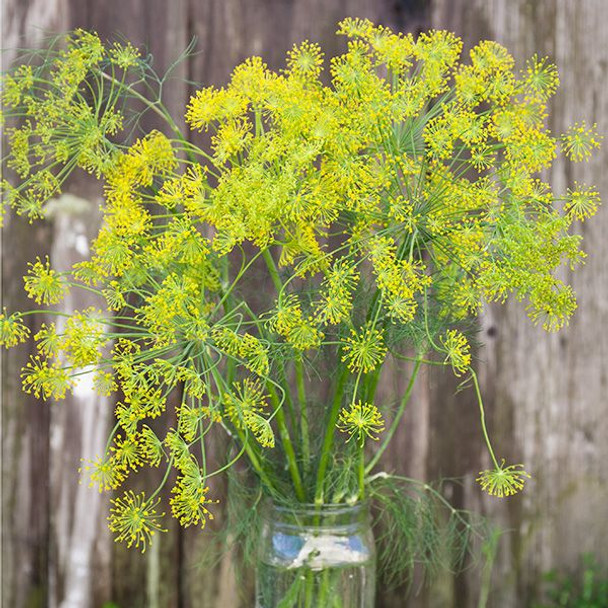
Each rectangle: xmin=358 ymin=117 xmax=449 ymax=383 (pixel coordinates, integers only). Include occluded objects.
xmin=2 ymin=1 xmax=607 ymax=606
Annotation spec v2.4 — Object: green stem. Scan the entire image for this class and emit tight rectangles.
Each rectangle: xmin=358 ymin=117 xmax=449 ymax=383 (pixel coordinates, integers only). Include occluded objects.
xmin=358 ymin=444 xmax=365 ymax=500
xmin=234 ymin=426 xmax=278 ymax=493
xmin=261 ymin=247 xmax=307 ymax=499
xmin=268 ymin=385 xmax=306 ymax=502
xmin=148 ymin=457 xmax=174 ymax=502
xmin=314 ymin=366 xmax=349 ymax=505
xmin=470 ymin=368 xmax=500 ymax=469
xmin=261 ymin=247 xmax=283 ymax=294
xmin=295 ymin=357 xmax=310 ymax=476
xmin=365 ymin=357 xmax=423 ymax=474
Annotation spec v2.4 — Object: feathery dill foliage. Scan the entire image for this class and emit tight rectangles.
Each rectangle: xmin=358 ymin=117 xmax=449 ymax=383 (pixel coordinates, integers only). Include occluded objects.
xmin=368 ymin=474 xmax=489 ymax=589
xmin=0 ymin=18 xmax=600 ymax=578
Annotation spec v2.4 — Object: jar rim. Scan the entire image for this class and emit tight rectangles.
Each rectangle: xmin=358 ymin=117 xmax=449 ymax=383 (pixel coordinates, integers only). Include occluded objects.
xmin=261 ymin=499 xmax=369 ymax=517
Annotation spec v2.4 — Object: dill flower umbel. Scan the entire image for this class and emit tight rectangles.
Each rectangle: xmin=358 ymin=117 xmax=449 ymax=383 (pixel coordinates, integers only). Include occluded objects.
xmin=108 ymin=491 xmax=166 ymax=552
xmin=338 ymin=401 xmax=385 ymax=445
xmin=440 ymin=329 xmax=471 ymax=376
xmin=80 ymin=454 xmax=126 ymax=493
xmin=561 ymin=121 xmax=602 ymax=162
xmin=23 ymin=257 xmax=67 ymax=305
xmin=342 ymin=323 xmax=387 ymax=374
xmin=476 ymin=461 xmax=531 ymax=498
xmin=0 ymin=310 xmax=30 ymax=347
xmin=170 ymin=466 xmax=217 ymax=528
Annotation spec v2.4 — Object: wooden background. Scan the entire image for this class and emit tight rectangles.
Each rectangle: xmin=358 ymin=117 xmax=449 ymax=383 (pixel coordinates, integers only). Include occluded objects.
xmin=2 ymin=1 xmax=607 ymax=606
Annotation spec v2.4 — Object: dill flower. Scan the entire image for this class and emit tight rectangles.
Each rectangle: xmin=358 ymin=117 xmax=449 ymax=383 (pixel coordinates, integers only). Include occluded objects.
xmin=337 ymin=401 xmax=385 ymax=445
xmin=34 ymin=323 xmax=61 ymax=357
xmin=170 ymin=466 xmax=217 ymax=528
xmin=213 ymin=327 xmax=270 ymax=376
xmin=23 ymin=257 xmax=67 ymax=305
xmin=242 ymin=411 xmax=275 ymax=448
xmin=21 ymin=355 xmax=73 ymax=400
xmin=440 ymin=329 xmax=471 ymax=376
xmin=165 ymin=429 xmax=194 ymax=473
xmin=62 ymin=308 xmax=107 ymax=366
xmin=138 ymin=426 xmax=164 ymax=467
xmin=342 ymin=323 xmax=387 ymax=374
xmin=561 ymin=121 xmax=602 ymax=162
xmin=177 ymin=403 xmax=205 ymax=442
xmin=564 ymin=184 xmax=601 ymax=222
xmin=523 ymin=54 xmax=559 ymax=101
xmin=476 ymin=461 xmax=531 ymax=497
xmin=224 ymin=378 xmax=268 ymax=427
xmin=93 ymin=369 xmax=117 ymax=396
xmin=111 ymin=433 xmax=143 ymax=470
xmin=0 ymin=310 xmax=30 ymax=347
xmin=266 ymin=295 xmax=324 ymax=351
xmin=108 ymin=491 xmax=166 ymax=552
xmin=286 ymin=40 xmax=324 ymax=79
xmin=80 ymin=454 xmax=126 ymax=493
xmin=314 ymin=259 xmax=359 ymax=325
xmin=108 ymin=41 xmax=141 ymax=69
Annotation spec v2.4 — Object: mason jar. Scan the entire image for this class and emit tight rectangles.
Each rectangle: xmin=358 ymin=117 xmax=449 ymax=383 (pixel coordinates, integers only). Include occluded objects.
xmin=255 ymin=501 xmax=376 ymax=607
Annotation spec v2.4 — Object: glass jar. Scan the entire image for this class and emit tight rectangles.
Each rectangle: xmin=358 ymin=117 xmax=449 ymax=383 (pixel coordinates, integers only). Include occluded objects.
xmin=255 ymin=501 xmax=376 ymax=608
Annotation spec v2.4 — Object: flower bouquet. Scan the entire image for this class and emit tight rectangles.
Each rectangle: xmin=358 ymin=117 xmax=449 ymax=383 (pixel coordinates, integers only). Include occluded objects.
xmin=1 ymin=18 xmax=601 ymax=606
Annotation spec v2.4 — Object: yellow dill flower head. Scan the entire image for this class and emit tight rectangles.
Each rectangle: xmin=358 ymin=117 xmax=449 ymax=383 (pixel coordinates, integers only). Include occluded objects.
xmin=93 ymin=369 xmax=117 ymax=396
xmin=223 ymin=378 xmax=268 ymax=430
xmin=470 ymin=40 xmax=514 ymax=74
xmin=80 ymin=454 xmax=126 ymax=493
xmin=506 ymin=127 xmax=556 ymax=173
xmin=314 ymin=259 xmax=359 ymax=326
xmin=108 ymin=491 xmax=166 ymax=552
xmin=286 ymin=40 xmax=324 ymax=80
xmin=266 ymin=294 xmax=323 ymax=352
xmin=186 ymin=86 xmax=248 ymax=131
xmin=337 ymin=401 xmax=385 ymax=445
xmin=177 ymin=403 xmax=207 ymax=442
xmin=564 ymin=183 xmax=601 ymax=222
xmin=523 ymin=54 xmax=559 ymax=101
xmin=337 ymin=17 xmax=375 ymax=39
xmin=62 ymin=308 xmax=107 ymax=367
xmin=527 ymin=279 xmax=577 ymax=332
xmin=440 ymin=329 xmax=471 ymax=376
xmin=108 ymin=41 xmax=140 ymax=69
xmin=165 ymin=429 xmax=195 ymax=473
xmin=23 ymin=256 xmax=67 ymax=305
xmin=21 ymin=355 xmax=73 ymax=400
xmin=0 ymin=310 xmax=30 ymax=348
xmin=182 ymin=367 xmax=208 ymax=400
xmin=213 ymin=327 xmax=270 ymax=376
xmin=170 ymin=466 xmax=217 ymax=528
xmin=229 ymin=56 xmax=273 ymax=103
xmin=342 ymin=323 xmax=387 ymax=374
xmin=111 ymin=433 xmax=143 ymax=471
xmin=561 ymin=122 xmax=602 ymax=162
xmin=138 ymin=425 xmax=164 ymax=467
xmin=242 ymin=411 xmax=275 ymax=448
xmin=477 ymin=461 xmax=531 ymax=497
xmin=369 ymin=28 xmax=415 ymax=73
xmin=1 ymin=65 xmax=33 ymax=109
xmin=212 ymin=118 xmax=252 ymax=164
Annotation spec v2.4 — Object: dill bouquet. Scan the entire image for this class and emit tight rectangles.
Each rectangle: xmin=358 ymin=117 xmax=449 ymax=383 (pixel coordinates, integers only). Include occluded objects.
xmin=1 ymin=18 xmax=601 ymax=602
